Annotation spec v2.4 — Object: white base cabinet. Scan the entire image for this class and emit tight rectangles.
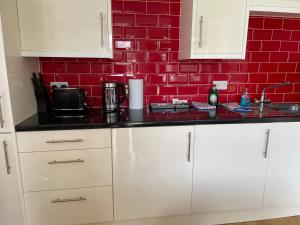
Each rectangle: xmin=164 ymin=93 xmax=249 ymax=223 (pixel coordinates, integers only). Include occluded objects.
xmin=19 ymin=148 xmax=112 ymax=192
xmin=193 ymin=124 xmax=271 ymax=213
xmin=14 ymin=122 xmax=300 ymax=225
xmin=112 ymin=126 xmax=194 ymax=220
xmin=0 ymin=134 xmax=24 ymax=225
xmin=17 ymin=0 xmax=113 ymax=58
xmin=24 ymin=186 xmax=113 ymax=225
xmin=17 ymin=129 xmax=113 ymax=225
xmin=17 ymin=129 xmax=111 ymax=152
xmin=264 ymin=122 xmax=300 ymax=207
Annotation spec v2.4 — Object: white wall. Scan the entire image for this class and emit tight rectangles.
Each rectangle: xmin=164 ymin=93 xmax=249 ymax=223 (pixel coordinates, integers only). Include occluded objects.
xmin=0 ymin=0 xmax=38 ymax=125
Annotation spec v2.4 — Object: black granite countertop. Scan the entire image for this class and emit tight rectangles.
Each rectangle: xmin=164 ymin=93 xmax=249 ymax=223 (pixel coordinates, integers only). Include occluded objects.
xmin=15 ymin=106 xmax=300 ymax=132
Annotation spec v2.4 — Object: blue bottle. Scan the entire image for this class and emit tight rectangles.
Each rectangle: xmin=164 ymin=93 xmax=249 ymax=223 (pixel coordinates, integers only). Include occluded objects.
xmin=240 ymin=89 xmax=250 ymax=107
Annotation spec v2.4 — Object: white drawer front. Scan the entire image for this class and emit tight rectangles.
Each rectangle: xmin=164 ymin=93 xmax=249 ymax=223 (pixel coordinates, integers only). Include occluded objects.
xmin=17 ymin=129 xmax=111 ymax=152
xmin=20 ymin=148 xmax=112 ymax=192
xmin=25 ymin=186 xmax=113 ymax=225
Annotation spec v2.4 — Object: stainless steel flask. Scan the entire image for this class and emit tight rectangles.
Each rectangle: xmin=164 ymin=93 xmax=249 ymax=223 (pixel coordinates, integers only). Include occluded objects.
xmin=102 ymin=82 xmax=126 ymax=112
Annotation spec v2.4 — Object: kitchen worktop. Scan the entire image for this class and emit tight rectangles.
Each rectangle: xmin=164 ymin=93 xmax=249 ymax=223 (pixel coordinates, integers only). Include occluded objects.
xmin=15 ymin=106 xmax=300 ymax=131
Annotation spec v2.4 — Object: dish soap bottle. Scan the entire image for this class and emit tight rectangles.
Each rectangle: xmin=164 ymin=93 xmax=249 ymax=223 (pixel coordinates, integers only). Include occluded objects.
xmin=240 ymin=89 xmax=250 ymax=107
xmin=208 ymin=86 xmax=218 ymax=106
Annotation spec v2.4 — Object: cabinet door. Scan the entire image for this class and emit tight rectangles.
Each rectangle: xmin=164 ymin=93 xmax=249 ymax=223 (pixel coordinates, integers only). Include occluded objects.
xmin=0 ymin=75 xmax=13 ymax=133
xmin=249 ymin=0 xmax=300 ymax=12
xmin=113 ymin=126 xmax=194 ymax=220
xmin=0 ymin=134 xmax=24 ymax=225
xmin=25 ymin=186 xmax=113 ymax=225
xmin=0 ymin=18 xmax=13 ymax=133
xmin=264 ymin=122 xmax=300 ymax=207
xmin=192 ymin=0 xmax=248 ymax=58
xmin=18 ymin=0 xmax=112 ymax=58
xmin=193 ymin=124 xmax=270 ymax=213
xmin=20 ymin=148 xmax=112 ymax=192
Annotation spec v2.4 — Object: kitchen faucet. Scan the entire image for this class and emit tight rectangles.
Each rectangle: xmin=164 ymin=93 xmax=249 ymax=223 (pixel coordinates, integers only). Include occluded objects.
xmin=254 ymin=82 xmax=292 ymax=105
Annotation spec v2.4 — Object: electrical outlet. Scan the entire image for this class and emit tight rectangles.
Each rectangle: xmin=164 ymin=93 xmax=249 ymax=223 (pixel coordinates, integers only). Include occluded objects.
xmin=213 ymin=81 xmax=228 ymax=90
xmin=50 ymin=82 xmax=69 ymax=88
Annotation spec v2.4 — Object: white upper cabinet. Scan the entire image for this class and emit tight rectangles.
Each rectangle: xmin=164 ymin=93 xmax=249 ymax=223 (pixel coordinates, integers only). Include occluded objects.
xmin=249 ymin=0 xmax=300 ymax=14
xmin=17 ymin=0 xmax=113 ymax=58
xmin=179 ymin=0 xmax=249 ymax=59
xmin=193 ymin=124 xmax=271 ymax=213
xmin=264 ymin=122 xmax=300 ymax=208
xmin=112 ymin=126 xmax=194 ymax=220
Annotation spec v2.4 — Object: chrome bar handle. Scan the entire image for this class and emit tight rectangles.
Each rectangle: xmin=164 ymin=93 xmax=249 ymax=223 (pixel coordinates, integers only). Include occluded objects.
xmin=100 ymin=12 xmax=104 ymax=47
xmin=0 ymin=96 xmax=4 ymax=128
xmin=3 ymin=141 xmax=11 ymax=174
xmin=263 ymin=129 xmax=271 ymax=158
xmin=51 ymin=197 xmax=86 ymax=204
xmin=46 ymin=139 xmax=83 ymax=144
xmin=48 ymin=159 xmax=85 ymax=165
xmin=199 ymin=16 xmax=204 ymax=48
xmin=187 ymin=132 xmax=192 ymax=162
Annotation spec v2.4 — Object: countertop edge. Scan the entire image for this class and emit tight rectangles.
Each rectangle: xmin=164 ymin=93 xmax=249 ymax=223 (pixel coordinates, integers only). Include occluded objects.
xmin=15 ymin=117 xmax=300 ymax=132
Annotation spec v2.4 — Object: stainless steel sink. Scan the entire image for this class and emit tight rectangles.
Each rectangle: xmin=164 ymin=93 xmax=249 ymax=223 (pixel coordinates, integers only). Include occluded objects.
xmin=265 ymin=103 xmax=300 ymax=112
xmin=223 ymin=103 xmax=300 ymax=116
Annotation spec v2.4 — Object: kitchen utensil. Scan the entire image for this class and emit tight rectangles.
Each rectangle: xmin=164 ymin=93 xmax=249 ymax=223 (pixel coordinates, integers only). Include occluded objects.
xmin=102 ymin=82 xmax=126 ymax=112
xmin=52 ymin=88 xmax=87 ymax=117
xmin=31 ymin=72 xmax=52 ymax=113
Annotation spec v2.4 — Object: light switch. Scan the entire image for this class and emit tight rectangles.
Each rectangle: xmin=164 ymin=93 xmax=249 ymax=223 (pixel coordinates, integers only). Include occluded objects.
xmin=213 ymin=81 xmax=228 ymax=90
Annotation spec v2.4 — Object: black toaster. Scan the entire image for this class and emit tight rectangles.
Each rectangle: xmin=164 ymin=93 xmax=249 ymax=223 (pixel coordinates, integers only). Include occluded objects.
xmin=51 ymin=88 xmax=88 ymax=117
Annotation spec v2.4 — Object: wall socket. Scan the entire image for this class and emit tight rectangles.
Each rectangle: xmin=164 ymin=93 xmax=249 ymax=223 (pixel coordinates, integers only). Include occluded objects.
xmin=50 ymin=82 xmax=69 ymax=88
xmin=213 ymin=81 xmax=228 ymax=90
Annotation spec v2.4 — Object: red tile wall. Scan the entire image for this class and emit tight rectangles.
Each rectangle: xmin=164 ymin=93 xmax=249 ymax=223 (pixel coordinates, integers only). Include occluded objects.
xmin=40 ymin=0 xmax=300 ymax=108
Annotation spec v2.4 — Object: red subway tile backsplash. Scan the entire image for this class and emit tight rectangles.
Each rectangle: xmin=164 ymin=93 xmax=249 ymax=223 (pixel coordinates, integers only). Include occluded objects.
xmin=252 ymin=29 xmax=272 ymax=40
xmin=39 ymin=1 xmax=300 ymax=107
xmin=125 ymin=27 xmax=147 ymax=38
xmin=147 ymin=2 xmax=169 ymax=14
xmin=136 ymin=14 xmax=158 ymax=26
xmin=261 ymin=41 xmax=281 ymax=51
xmin=278 ymin=63 xmax=297 ymax=72
xmin=148 ymin=28 xmax=169 ymax=39
xmin=248 ymin=17 xmax=264 ymax=29
xmin=67 ymin=62 xmax=90 ymax=73
xmin=264 ymin=17 xmax=284 ymax=29
xmin=113 ymin=14 xmax=135 ymax=26
xmin=283 ymin=19 xmax=300 ymax=30
xmin=41 ymin=62 xmax=65 ymax=73
xmin=124 ymin=1 xmax=146 ymax=14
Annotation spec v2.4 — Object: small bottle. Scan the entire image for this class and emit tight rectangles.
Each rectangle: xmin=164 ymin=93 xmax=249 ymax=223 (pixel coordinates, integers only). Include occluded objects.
xmin=208 ymin=86 xmax=218 ymax=106
xmin=240 ymin=89 xmax=250 ymax=107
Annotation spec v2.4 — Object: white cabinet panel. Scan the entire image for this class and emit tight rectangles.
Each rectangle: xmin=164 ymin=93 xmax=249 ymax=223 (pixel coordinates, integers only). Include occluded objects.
xmin=264 ymin=122 xmax=300 ymax=207
xmin=180 ymin=0 xmax=249 ymax=59
xmin=25 ymin=186 xmax=113 ymax=225
xmin=0 ymin=134 xmax=24 ymax=225
xmin=20 ymin=148 xmax=112 ymax=192
xmin=0 ymin=76 xmax=12 ymax=133
xmin=17 ymin=0 xmax=112 ymax=58
xmin=113 ymin=126 xmax=194 ymax=220
xmin=193 ymin=124 xmax=270 ymax=213
xmin=0 ymin=17 xmax=13 ymax=133
xmin=17 ymin=129 xmax=111 ymax=152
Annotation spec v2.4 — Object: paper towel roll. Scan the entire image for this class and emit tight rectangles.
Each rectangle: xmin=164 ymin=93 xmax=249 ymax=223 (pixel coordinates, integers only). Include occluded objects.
xmin=129 ymin=79 xmax=143 ymax=110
